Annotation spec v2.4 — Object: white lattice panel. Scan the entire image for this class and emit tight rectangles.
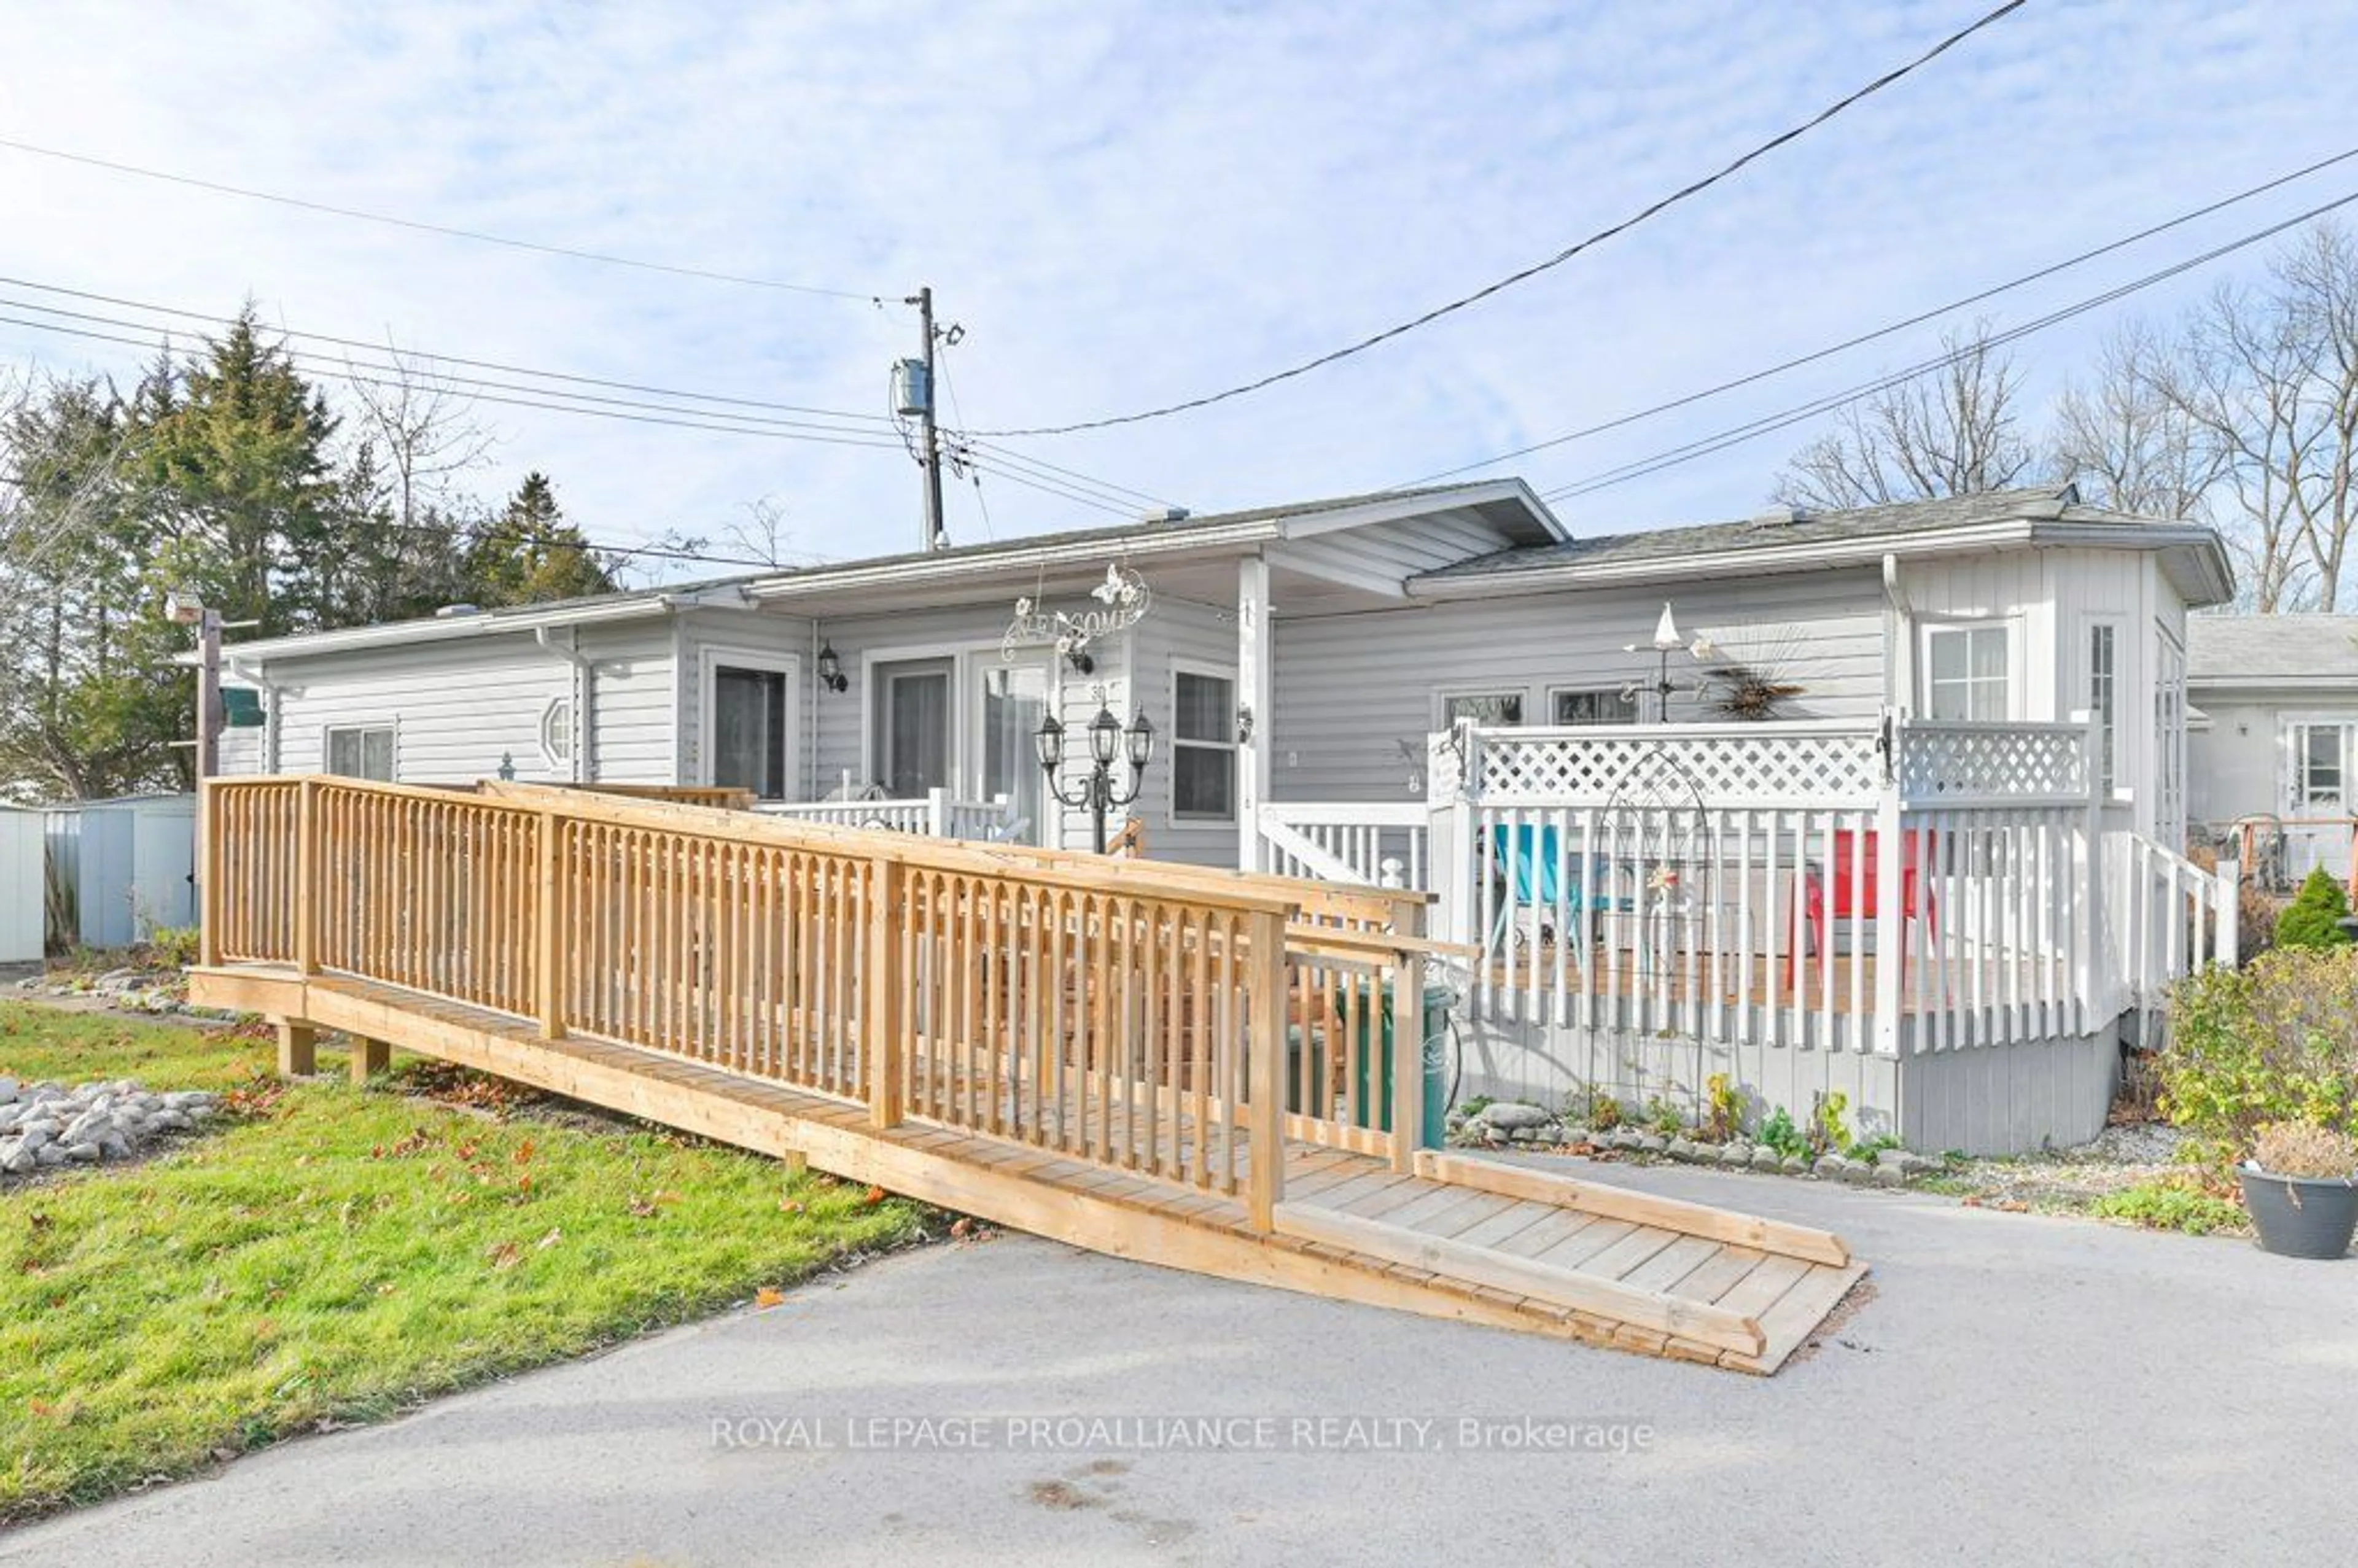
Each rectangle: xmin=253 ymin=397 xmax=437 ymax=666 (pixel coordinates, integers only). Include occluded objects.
xmin=1899 ymin=723 xmax=2090 ymax=805
xmin=1473 ymin=724 xmax=1883 ymax=808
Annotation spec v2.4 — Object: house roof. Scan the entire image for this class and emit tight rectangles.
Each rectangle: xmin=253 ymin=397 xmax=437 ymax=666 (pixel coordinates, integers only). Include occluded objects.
xmin=2187 ymin=614 xmax=2358 ymax=690
xmin=206 ymin=479 xmax=1562 ymax=662
xmin=1407 ymin=486 xmax=2236 ymax=605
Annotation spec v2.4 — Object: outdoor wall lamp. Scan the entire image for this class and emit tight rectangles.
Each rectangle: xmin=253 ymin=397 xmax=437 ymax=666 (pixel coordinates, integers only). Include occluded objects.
xmin=1235 ymin=704 xmax=1255 ymax=746
xmin=1036 ymin=704 xmax=1155 ymax=854
xmin=815 ymin=643 xmax=849 ymax=694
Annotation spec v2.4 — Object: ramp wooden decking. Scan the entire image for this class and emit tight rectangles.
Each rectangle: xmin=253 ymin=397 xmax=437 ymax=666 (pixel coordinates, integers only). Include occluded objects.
xmin=193 ymin=777 xmax=1867 ymax=1374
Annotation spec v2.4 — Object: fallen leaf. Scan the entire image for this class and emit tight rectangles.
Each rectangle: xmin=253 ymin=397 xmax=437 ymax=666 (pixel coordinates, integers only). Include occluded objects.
xmin=486 ymin=1240 xmax=523 ymax=1270
xmin=951 ymin=1217 xmax=973 ymax=1240
xmin=754 ymin=1286 xmax=786 ymax=1310
xmin=513 ymin=1139 xmax=535 ymax=1165
xmin=629 ymin=1197 xmax=660 ymax=1219
xmin=862 ymin=1186 xmax=887 ymax=1205
xmin=535 ymin=1227 xmax=562 ymax=1250
xmin=779 ymin=1200 xmax=804 ymax=1215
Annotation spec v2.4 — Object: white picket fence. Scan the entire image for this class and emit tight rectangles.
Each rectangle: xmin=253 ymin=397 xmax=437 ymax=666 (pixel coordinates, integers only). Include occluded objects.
xmin=758 ymin=788 xmax=1020 ymax=842
xmin=1261 ymin=715 xmax=2238 ymax=1061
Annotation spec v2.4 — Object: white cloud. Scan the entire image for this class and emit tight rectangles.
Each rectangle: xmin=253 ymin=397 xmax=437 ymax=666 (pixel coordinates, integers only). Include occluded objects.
xmin=1 ymin=0 xmax=2350 ymax=574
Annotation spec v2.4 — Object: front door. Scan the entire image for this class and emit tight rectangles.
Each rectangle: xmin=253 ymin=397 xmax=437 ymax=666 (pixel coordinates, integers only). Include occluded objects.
xmin=874 ymin=658 xmax=953 ymax=797
xmin=710 ymin=664 xmax=789 ymax=799
xmin=975 ymin=656 xmax=1051 ymax=845
xmin=2286 ymin=720 xmax=2354 ymax=882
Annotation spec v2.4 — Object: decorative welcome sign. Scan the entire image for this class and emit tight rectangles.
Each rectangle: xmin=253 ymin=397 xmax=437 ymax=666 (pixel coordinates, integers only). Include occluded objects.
xmin=1002 ymin=561 xmax=1153 ymax=664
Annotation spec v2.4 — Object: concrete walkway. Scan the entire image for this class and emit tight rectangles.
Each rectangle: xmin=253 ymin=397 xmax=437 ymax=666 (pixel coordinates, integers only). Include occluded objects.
xmin=6 ymin=1163 xmax=2352 ymax=1567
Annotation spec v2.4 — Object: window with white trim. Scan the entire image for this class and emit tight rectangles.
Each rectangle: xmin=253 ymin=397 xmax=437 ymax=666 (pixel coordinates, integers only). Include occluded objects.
xmin=1172 ymin=667 xmax=1237 ymax=821
xmin=1922 ymin=624 xmax=2011 ymax=721
xmin=1549 ymin=687 xmax=1627 ymax=726
xmin=325 ymin=724 xmax=394 ymax=781
xmin=1438 ymin=690 xmax=1524 ymax=727
xmin=2087 ymin=623 xmax=2118 ymax=791
xmin=539 ymin=697 xmax=575 ymax=769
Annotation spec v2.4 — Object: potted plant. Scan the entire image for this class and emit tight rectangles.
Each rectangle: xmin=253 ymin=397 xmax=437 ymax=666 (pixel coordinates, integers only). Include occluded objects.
xmin=2241 ymin=1122 xmax=2358 ymax=1259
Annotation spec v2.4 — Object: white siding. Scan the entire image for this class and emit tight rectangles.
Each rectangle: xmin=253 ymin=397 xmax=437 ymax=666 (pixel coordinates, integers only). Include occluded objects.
xmin=1270 ymin=570 xmax=1889 ymax=803
xmin=582 ymin=621 xmax=680 ymax=785
xmin=671 ymin=609 xmax=814 ymax=787
xmin=274 ymin=634 xmax=573 ymax=784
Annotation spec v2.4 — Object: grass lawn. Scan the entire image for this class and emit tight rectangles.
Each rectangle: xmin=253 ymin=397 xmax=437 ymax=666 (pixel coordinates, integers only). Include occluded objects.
xmin=0 ymin=1002 xmax=933 ymax=1522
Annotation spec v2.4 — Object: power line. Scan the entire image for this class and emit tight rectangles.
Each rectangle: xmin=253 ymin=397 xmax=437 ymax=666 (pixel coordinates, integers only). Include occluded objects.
xmin=1535 ymin=185 xmax=2358 ymax=504
xmin=0 ymin=274 xmax=897 ymax=425
xmin=973 ymin=0 xmax=2032 ymax=438
xmin=933 ymin=345 xmax=996 ymax=541
xmin=960 ymin=436 xmax=1179 ymax=510
xmin=0 ymin=294 xmax=895 ymax=441
xmin=0 ymin=311 xmax=911 ymax=451
xmin=1398 ymin=142 xmax=2358 ymax=488
xmin=0 ymin=136 xmax=885 ymax=302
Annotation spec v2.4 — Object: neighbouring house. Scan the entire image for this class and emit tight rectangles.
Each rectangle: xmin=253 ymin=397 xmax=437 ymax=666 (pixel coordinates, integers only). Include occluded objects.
xmin=205 ymin=478 xmax=2238 ymax=1153
xmin=2186 ymin=614 xmax=2358 ymax=891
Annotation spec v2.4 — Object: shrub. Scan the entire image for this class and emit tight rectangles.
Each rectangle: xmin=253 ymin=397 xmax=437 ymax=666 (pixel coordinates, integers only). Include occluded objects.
xmin=2090 ymin=1178 xmax=2250 ymax=1235
xmin=1756 ymin=1106 xmax=1809 ymax=1162
xmin=2159 ymin=950 xmax=2358 ymax=1166
xmin=144 ymin=925 xmax=201 ymax=969
xmin=2274 ymin=867 xmax=2354 ymax=950
xmin=2252 ymin=1122 xmax=2358 ymax=1179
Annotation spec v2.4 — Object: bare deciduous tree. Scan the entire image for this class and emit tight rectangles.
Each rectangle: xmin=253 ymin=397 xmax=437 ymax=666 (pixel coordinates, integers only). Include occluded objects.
xmin=341 ymin=344 xmax=495 ymax=533
xmin=1775 ymin=325 xmax=2034 ymax=511
xmin=2144 ymin=222 xmax=2358 ymax=610
xmin=2050 ymin=320 xmax=2223 ymax=519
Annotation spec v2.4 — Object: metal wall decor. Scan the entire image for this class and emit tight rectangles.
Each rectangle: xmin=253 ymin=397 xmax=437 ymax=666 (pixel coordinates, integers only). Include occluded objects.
xmin=1002 ymin=561 xmax=1154 ymax=669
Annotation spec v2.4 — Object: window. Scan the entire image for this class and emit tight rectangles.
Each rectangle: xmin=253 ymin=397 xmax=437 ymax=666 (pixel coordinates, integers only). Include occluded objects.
xmin=872 ymin=659 xmax=953 ymax=797
xmin=1439 ymin=691 xmax=1524 ymax=727
xmin=711 ymin=666 xmax=788 ymax=799
xmin=1172 ymin=668 xmax=1237 ymax=821
xmin=2295 ymin=723 xmax=2349 ymax=809
xmin=325 ymin=724 xmax=394 ymax=782
xmin=539 ymin=697 xmax=575 ymax=770
xmin=2087 ymin=623 xmax=2118 ymax=791
xmin=976 ymin=660 xmax=1049 ymax=845
xmin=1922 ymin=624 xmax=2010 ymax=721
xmin=1549 ymin=687 xmax=1627 ymax=726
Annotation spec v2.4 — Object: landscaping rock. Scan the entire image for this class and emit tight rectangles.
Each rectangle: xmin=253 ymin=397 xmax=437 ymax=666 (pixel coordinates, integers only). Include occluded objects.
xmin=0 ymin=1076 xmax=17 ymax=1104
xmin=1839 ymin=1160 xmax=1877 ymax=1187
xmin=1780 ymin=1155 xmax=1808 ymax=1175
xmin=1481 ymin=1101 xmax=1552 ymax=1132
xmin=1666 ymin=1136 xmax=1700 ymax=1162
xmin=1560 ymin=1125 xmax=1590 ymax=1147
xmin=1813 ymin=1154 xmax=1851 ymax=1181
xmin=1721 ymin=1141 xmax=1753 ymax=1167
xmin=1899 ymin=1153 xmax=1942 ymax=1178
xmin=1636 ymin=1132 xmax=1668 ymax=1155
xmin=1874 ymin=1164 xmax=1908 ymax=1189
xmin=0 ymin=1078 xmax=220 ymax=1186
xmin=1750 ymin=1146 xmax=1783 ymax=1173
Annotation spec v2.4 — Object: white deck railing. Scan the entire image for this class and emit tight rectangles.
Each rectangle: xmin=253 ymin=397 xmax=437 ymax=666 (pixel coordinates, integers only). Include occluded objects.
xmin=758 ymin=789 xmax=1020 ymax=842
xmin=1256 ymin=802 xmax=1430 ymax=890
xmin=1250 ymin=715 xmax=2238 ymax=1063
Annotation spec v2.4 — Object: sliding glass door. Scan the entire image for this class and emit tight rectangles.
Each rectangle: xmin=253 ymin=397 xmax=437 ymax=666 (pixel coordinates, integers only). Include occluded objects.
xmin=976 ymin=659 xmax=1050 ymax=845
xmin=873 ymin=659 xmax=953 ymax=798
xmin=710 ymin=665 xmax=789 ymax=799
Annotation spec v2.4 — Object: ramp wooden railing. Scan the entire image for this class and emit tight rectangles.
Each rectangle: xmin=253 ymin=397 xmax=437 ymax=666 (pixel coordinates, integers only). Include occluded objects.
xmin=202 ymin=776 xmax=1445 ymax=1229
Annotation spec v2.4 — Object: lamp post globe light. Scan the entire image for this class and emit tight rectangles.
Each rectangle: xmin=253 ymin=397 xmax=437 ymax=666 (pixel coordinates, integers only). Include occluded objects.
xmin=1036 ymin=703 xmax=1156 ymax=853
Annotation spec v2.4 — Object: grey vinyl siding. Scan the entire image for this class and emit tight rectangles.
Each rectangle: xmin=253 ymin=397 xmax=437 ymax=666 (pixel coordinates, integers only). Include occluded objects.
xmin=582 ymin=621 xmax=680 ymax=785
xmin=1127 ymin=596 xmax=1240 ymax=868
xmin=804 ymin=605 xmax=1017 ymax=800
xmin=271 ymin=634 xmax=573 ymax=783
xmin=216 ymin=723 xmax=264 ymax=777
xmin=1268 ymin=570 xmax=1889 ymax=802
xmin=670 ymin=609 xmax=814 ymax=788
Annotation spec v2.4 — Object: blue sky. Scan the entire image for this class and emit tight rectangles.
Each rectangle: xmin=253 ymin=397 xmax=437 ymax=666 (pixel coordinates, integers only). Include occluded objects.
xmin=2 ymin=1 xmax=2354 ymax=576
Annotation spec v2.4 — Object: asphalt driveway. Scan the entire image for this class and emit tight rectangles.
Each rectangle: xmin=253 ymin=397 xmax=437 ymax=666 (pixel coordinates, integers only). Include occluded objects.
xmin=6 ymin=1161 xmax=2351 ymax=1567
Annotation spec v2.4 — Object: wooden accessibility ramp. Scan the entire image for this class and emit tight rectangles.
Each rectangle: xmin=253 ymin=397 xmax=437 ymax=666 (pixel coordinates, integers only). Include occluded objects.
xmin=192 ymin=777 xmax=1866 ymax=1374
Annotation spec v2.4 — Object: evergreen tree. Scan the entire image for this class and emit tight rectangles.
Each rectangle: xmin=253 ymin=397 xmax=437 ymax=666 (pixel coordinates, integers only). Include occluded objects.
xmin=2276 ymin=867 xmax=2356 ymax=949
xmin=464 ymin=472 xmax=619 ymax=605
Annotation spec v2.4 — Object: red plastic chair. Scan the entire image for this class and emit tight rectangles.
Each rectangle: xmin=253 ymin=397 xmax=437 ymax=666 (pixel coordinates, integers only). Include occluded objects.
xmin=1786 ymin=829 xmax=1937 ymax=988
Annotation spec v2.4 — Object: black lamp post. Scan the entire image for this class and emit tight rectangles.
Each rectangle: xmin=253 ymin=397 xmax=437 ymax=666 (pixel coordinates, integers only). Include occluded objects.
xmin=1037 ymin=704 xmax=1155 ymax=853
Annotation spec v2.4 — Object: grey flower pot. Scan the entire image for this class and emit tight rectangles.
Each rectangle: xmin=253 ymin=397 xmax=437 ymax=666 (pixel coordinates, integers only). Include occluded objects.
xmin=2240 ymin=1163 xmax=2358 ymax=1260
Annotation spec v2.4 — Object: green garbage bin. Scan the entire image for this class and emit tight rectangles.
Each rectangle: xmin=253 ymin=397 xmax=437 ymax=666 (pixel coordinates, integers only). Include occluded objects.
xmin=1295 ymin=980 xmax=1451 ymax=1149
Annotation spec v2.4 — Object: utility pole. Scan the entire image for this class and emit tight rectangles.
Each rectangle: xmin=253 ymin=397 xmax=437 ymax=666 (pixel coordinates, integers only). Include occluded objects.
xmin=905 ymin=285 xmax=948 ymax=552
